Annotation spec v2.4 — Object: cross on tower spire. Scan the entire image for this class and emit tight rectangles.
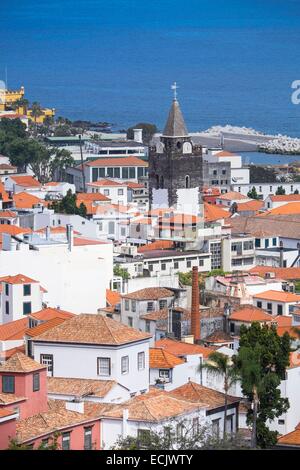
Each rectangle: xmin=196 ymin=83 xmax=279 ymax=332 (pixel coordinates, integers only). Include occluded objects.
xmin=171 ymin=82 xmax=179 ymax=101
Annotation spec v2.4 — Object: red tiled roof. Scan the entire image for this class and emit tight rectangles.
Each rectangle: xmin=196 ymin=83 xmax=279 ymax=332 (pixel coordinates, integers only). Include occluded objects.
xmin=87 ymin=179 xmax=125 ymax=187
xmin=0 ymin=274 xmax=39 ymax=285
xmin=73 ymin=237 xmax=108 ymax=246
xmin=217 ymin=191 xmax=248 ymax=201
xmin=170 ymin=381 xmax=240 ymax=409
xmin=30 ymin=307 xmax=75 ymax=321
xmin=270 ymin=194 xmax=300 ymax=202
xmin=106 ymin=289 xmax=121 ymax=307
xmin=249 ymin=266 xmax=300 ymax=281
xmin=84 ymin=156 xmax=148 ymax=167
xmin=0 ymin=318 xmax=27 ymax=341
xmin=278 ymin=426 xmax=300 ymax=446
xmin=0 ymin=210 xmax=17 ymax=218
xmin=25 ymin=317 xmax=67 ymax=338
xmin=214 ymin=151 xmax=239 ymax=157
xmin=0 ymin=352 xmax=46 ymax=373
xmin=230 ymin=306 xmax=272 ymax=323
xmin=253 ymin=290 xmax=300 ymax=303
xmin=204 ymin=202 xmax=231 ymax=222
xmin=155 ymin=338 xmax=213 ymax=359
xmin=10 ymin=175 xmax=40 ymax=188
xmin=149 ymin=348 xmax=185 ymax=368
xmin=236 ymin=200 xmax=264 ymax=212
xmin=13 ymin=192 xmax=46 ymax=209
xmin=138 ymin=240 xmax=174 ymax=253
xmin=122 ymin=288 xmax=174 ymax=301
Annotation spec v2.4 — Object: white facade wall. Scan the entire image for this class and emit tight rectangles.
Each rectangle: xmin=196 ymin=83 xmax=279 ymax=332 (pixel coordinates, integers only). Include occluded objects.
xmin=121 ymin=296 xmax=174 ymax=330
xmin=232 ymin=182 xmax=300 ymax=198
xmin=33 ymin=340 xmax=150 ymax=395
xmin=1 ymin=281 xmax=42 ymax=324
xmin=252 ymin=297 xmax=300 ymax=316
xmin=0 ymin=242 xmax=113 ymax=313
xmin=88 ymin=184 xmax=128 ymax=206
xmin=150 ymin=357 xmax=202 ymax=391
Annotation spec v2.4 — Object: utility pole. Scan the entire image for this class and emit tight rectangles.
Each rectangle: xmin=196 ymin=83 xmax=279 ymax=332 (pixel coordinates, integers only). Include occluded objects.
xmin=79 ymin=134 xmax=86 ymax=193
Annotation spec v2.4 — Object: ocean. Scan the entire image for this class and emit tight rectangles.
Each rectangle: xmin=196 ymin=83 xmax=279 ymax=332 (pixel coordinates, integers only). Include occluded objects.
xmin=1 ymin=0 xmax=300 ymax=137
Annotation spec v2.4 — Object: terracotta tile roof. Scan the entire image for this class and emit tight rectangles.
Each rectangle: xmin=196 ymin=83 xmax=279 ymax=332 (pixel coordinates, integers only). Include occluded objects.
xmin=122 ymin=287 xmax=174 ymax=301
xmin=253 ymin=290 xmax=300 ymax=303
xmin=249 ymin=266 xmax=300 ymax=281
xmin=102 ymin=391 xmax=202 ymax=422
xmin=159 ymin=214 xmax=200 ymax=225
xmin=204 ymin=330 xmax=233 ymax=343
xmin=34 ymin=226 xmax=81 ymax=236
xmin=270 ymin=194 xmax=300 ymax=202
xmin=124 ymin=181 xmax=145 ymax=189
xmin=0 ymin=210 xmax=17 ymax=218
xmin=84 ymin=156 xmax=148 ymax=168
xmin=73 ymin=237 xmax=109 ymax=246
xmin=106 ymin=289 xmax=121 ymax=307
xmin=0 ymin=274 xmax=39 ymax=284
xmin=10 ymin=175 xmax=41 ymax=188
xmin=0 ymin=318 xmax=27 ymax=341
xmin=149 ymin=348 xmax=185 ymax=368
xmin=0 ymin=225 xmax=31 ymax=236
xmin=87 ymin=179 xmax=125 ymax=187
xmin=204 ymin=202 xmax=231 ymax=222
xmin=33 ymin=313 xmax=151 ymax=346
xmin=13 ymin=192 xmax=46 ymax=209
xmin=155 ymin=338 xmax=214 ymax=359
xmin=230 ymin=305 xmax=272 ymax=323
xmin=263 ymin=202 xmax=300 ymax=216
xmin=217 ymin=191 xmax=248 ymax=201
xmin=138 ymin=240 xmax=174 ymax=253
xmin=0 ymin=408 xmax=18 ymax=418
xmin=76 ymin=192 xmax=110 ymax=202
xmin=236 ymin=200 xmax=264 ymax=212
xmin=170 ymin=381 xmax=240 ymax=409
xmin=272 ymin=315 xmax=292 ymax=327
xmin=0 ymin=352 xmax=46 ymax=373
xmin=30 ymin=307 xmax=75 ymax=321
xmin=214 ymin=151 xmax=239 ymax=157
xmin=44 ymin=182 xmax=60 ymax=186
xmin=230 ymin=213 xmax=300 ymax=240
xmin=289 ymin=351 xmax=300 ymax=369
xmin=0 ymin=345 xmax=25 ymax=361
xmin=0 ymin=392 xmax=26 ymax=405
xmin=277 ymin=326 xmax=298 ymax=338
xmin=0 ymin=181 xmax=11 ymax=202
xmin=0 ymin=163 xmax=16 ymax=170
xmin=47 ymin=377 xmax=118 ymax=398
xmin=25 ymin=317 xmax=66 ymax=338
xmin=140 ymin=307 xmax=191 ymax=323
xmin=278 ymin=427 xmax=300 ymax=446
xmin=16 ymin=401 xmax=99 ymax=443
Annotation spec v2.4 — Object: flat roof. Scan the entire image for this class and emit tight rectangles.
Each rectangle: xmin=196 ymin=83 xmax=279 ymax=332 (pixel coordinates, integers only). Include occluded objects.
xmin=88 ymin=140 xmax=144 ymax=148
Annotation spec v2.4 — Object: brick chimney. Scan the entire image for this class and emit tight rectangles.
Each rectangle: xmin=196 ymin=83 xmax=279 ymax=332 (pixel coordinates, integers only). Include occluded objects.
xmin=191 ymin=266 xmax=200 ymax=342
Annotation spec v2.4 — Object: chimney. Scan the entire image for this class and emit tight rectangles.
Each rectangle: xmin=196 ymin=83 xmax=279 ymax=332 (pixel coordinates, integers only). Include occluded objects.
xmin=66 ymin=224 xmax=73 ymax=251
xmin=66 ymin=400 xmax=84 ymax=414
xmin=191 ymin=266 xmax=200 ymax=342
xmin=45 ymin=226 xmax=50 ymax=240
xmin=279 ymin=241 xmax=284 ymax=268
xmin=133 ymin=128 xmax=143 ymax=144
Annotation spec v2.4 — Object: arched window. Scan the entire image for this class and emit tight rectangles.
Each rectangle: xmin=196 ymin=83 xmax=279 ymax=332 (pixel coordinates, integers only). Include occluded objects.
xmin=160 ymin=175 xmax=164 ymax=189
xmin=185 ymin=175 xmax=190 ymax=189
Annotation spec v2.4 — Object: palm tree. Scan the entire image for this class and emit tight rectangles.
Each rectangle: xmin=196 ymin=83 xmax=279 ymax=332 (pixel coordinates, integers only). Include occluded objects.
xmin=203 ymin=351 xmax=238 ymax=438
xmin=30 ymin=101 xmax=43 ymax=135
xmin=234 ymin=346 xmax=266 ymax=449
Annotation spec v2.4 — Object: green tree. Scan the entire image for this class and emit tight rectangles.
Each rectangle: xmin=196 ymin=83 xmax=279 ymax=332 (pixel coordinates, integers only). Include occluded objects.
xmin=203 ymin=352 xmax=238 ymax=438
xmin=233 ymin=323 xmax=291 ymax=448
xmin=250 ymin=166 xmax=277 ymax=184
xmin=247 ymin=186 xmax=259 ymax=200
xmin=54 ymin=125 xmax=72 ymax=137
xmin=127 ymin=123 xmax=157 ymax=144
xmin=50 ymin=189 xmax=87 ymax=217
xmin=113 ymin=264 xmax=130 ymax=280
xmin=11 ymin=97 xmax=29 ymax=113
xmin=30 ymin=102 xmax=43 ymax=135
xmin=8 ymin=433 xmax=60 ymax=450
xmin=275 ymin=186 xmax=286 ymax=195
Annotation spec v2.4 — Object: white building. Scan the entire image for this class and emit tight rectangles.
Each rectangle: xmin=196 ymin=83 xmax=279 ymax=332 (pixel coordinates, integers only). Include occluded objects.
xmin=204 ymin=149 xmax=250 ymax=186
xmin=252 ymin=290 xmax=300 ymax=316
xmin=32 ymin=313 xmax=151 ymax=395
xmin=232 ymin=182 xmax=300 ymax=199
xmin=0 ymin=230 xmax=113 ymax=313
xmin=87 ymin=179 xmax=128 ymax=206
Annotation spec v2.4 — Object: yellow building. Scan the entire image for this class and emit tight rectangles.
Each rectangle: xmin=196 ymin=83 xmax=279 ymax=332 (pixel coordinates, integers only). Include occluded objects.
xmin=0 ymin=86 xmax=25 ymax=111
xmin=25 ymin=107 xmax=55 ymax=124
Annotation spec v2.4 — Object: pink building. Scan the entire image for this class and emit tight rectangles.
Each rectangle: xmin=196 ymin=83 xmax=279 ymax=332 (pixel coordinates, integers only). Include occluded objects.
xmin=0 ymin=352 xmax=102 ymax=450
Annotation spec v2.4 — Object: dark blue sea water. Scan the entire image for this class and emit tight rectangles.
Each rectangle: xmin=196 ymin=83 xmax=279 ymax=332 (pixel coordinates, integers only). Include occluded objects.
xmin=1 ymin=0 xmax=300 ymax=138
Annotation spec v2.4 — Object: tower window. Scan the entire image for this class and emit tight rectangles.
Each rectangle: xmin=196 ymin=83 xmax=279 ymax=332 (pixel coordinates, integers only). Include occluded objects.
xmin=160 ymin=176 xmax=164 ymax=189
xmin=176 ymin=141 xmax=182 ymax=149
xmin=185 ymin=175 xmax=190 ymax=189
xmin=156 ymin=175 xmax=159 ymax=189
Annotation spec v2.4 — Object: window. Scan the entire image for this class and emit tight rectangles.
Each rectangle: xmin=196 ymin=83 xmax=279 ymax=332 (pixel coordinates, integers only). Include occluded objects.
xmin=187 ymin=260 xmax=191 ymax=268
xmin=118 ymin=189 xmax=124 ymax=196
xmin=213 ymin=170 xmax=217 ymax=176
xmin=128 ymin=316 xmax=133 ymax=327
xmin=176 ymin=423 xmax=184 ymax=439
xmin=5 ymin=301 xmax=9 ymax=315
xmin=270 ymin=186 xmax=272 ymax=192
xmin=107 ymin=168 xmax=113 ymax=178
xmin=113 ymin=168 xmax=120 ymax=178
xmin=174 ymin=261 xmax=179 ymax=269
xmin=212 ymin=418 xmax=220 ymax=437
xmin=131 ymin=300 xmax=136 ymax=312
xmin=277 ymin=304 xmax=283 ymax=315
xmin=23 ymin=302 xmax=32 ymax=315
xmin=199 ymin=259 xmax=204 ymax=267
xmin=104 ymin=189 xmax=110 ymax=196
xmin=33 ymin=372 xmax=40 ymax=392
xmin=267 ymin=303 xmax=272 ymax=313
xmin=97 ymin=357 xmax=111 ymax=376
xmin=278 ymin=419 xmax=285 ymax=425
xmin=129 ymin=167 xmax=135 ymax=179
xmin=265 ymin=239 xmax=269 ymax=248
xmin=148 ymin=264 xmax=153 ymax=272
xmin=121 ymin=356 xmax=129 ymax=374
xmin=145 ymin=320 xmax=150 ymax=333
xmin=161 ymin=263 xmax=166 ymax=271
xmin=62 ymin=432 xmax=71 ymax=450
xmin=40 ymin=354 xmax=53 ymax=376
xmin=137 ymin=429 xmax=150 ymax=447
xmin=2 ymin=375 xmax=15 ymax=393
xmin=185 ymin=175 xmax=190 ymax=189
xmin=147 ymin=302 xmax=154 ymax=312
xmin=41 ymin=438 xmax=49 ymax=448
xmin=84 ymin=427 xmax=93 ymax=450
xmin=138 ymin=352 xmax=145 ymax=370
xmin=122 ymin=167 xmax=129 ymax=179
xmin=138 ymin=167 xmax=144 ymax=177
xmin=159 ymin=299 xmax=167 ymax=309
xmin=226 ymin=415 xmax=234 ymax=434
xmin=23 ymin=284 xmax=31 ymax=296
xmin=159 ymin=369 xmax=170 ymax=379
xmin=92 ymin=168 xmax=98 ymax=182
xmin=5 ymin=283 xmax=9 ymax=296
xmin=272 ymin=237 xmax=277 ymax=246
xmin=98 ymin=168 xmax=105 ymax=177
xmin=256 ymin=301 xmax=262 ymax=309
xmin=125 ymin=300 xmax=129 ymax=311
xmin=243 ymin=241 xmax=253 ymax=251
